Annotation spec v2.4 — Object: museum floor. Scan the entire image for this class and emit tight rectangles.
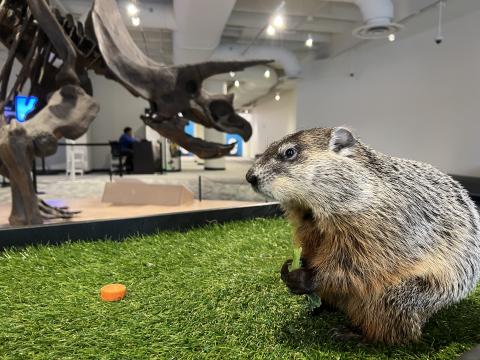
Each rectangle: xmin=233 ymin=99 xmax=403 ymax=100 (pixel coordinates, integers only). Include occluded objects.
xmin=0 ymin=159 xmax=266 ymax=204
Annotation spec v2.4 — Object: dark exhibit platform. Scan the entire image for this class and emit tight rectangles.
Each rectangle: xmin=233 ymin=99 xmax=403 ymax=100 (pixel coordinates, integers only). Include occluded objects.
xmin=0 ymin=201 xmax=282 ymax=250
xmin=452 ymin=175 xmax=480 ymax=203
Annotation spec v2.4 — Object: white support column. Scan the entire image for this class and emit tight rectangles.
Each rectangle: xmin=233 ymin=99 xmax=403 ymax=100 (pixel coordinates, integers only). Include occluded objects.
xmin=203 ymin=80 xmax=226 ymax=170
xmin=204 ymin=128 xmax=226 ymax=170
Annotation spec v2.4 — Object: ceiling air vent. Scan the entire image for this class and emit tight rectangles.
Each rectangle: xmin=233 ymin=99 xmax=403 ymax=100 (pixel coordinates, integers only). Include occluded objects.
xmin=353 ymin=22 xmax=403 ymax=39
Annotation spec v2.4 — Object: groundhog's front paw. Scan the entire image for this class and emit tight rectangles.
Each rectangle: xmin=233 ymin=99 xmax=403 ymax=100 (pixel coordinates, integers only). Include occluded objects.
xmin=331 ymin=325 xmax=366 ymax=344
xmin=280 ymin=259 xmax=316 ymax=295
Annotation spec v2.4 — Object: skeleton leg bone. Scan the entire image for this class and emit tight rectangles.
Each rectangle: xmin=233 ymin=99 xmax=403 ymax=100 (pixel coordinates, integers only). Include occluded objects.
xmin=0 ymin=85 xmax=98 ymax=226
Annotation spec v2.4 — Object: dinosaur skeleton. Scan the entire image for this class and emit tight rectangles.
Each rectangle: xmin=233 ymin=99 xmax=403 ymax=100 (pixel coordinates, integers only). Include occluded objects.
xmin=0 ymin=0 xmax=271 ymax=225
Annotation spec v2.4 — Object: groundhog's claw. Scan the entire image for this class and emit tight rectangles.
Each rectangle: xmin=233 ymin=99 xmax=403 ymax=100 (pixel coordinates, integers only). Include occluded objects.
xmin=280 ymin=259 xmax=316 ymax=295
xmin=330 ymin=326 xmax=364 ymax=343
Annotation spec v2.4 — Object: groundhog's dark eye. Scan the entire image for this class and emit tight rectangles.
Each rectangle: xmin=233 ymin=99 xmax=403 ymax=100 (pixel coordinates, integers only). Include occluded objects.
xmin=283 ymin=147 xmax=297 ymax=160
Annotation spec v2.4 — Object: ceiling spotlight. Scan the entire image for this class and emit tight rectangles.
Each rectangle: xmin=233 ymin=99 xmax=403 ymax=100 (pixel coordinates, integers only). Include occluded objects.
xmin=273 ymin=14 xmax=285 ymax=29
xmin=177 ymin=112 xmax=183 ymax=118
xmin=126 ymin=2 xmax=139 ymax=16
xmin=234 ymin=80 xmax=240 ymax=88
xmin=275 ymin=93 xmax=280 ymax=101
xmin=388 ymin=33 xmax=396 ymax=42
xmin=229 ymin=71 xmax=235 ymax=78
xmin=305 ymin=35 xmax=313 ymax=48
xmin=264 ymin=69 xmax=271 ymax=79
xmin=266 ymin=24 xmax=276 ymax=36
xmin=131 ymin=16 xmax=140 ymax=27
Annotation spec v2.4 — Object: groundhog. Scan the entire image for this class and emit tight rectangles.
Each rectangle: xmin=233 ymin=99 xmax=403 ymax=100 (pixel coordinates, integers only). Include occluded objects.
xmin=246 ymin=127 xmax=480 ymax=345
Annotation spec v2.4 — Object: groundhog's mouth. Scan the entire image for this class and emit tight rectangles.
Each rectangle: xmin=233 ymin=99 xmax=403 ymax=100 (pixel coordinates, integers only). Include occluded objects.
xmin=254 ymin=185 xmax=276 ymax=201
xmin=251 ymin=185 xmax=277 ymax=202
xmin=250 ymin=183 xmax=260 ymax=193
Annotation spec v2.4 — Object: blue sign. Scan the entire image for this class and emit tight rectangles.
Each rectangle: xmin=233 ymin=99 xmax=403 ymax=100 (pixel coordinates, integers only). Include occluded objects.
xmin=184 ymin=121 xmax=194 ymax=136
xmin=226 ymin=134 xmax=243 ymax=157
xmin=180 ymin=121 xmax=194 ymax=156
xmin=15 ymin=95 xmax=38 ymax=122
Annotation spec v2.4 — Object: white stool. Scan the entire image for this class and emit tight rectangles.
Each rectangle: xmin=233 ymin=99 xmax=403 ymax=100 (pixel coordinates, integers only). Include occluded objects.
xmin=66 ymin=140 xmax=87 ymax=180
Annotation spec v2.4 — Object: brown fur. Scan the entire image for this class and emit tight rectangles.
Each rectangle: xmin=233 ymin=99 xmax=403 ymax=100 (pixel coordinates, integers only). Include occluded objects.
xmin=288 ymin=207 xmax=422 ymax=342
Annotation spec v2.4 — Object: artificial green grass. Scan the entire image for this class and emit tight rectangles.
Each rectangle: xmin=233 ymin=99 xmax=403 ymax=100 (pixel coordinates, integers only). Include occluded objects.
xmin=0 ymin=218 xmax=479 ymax=359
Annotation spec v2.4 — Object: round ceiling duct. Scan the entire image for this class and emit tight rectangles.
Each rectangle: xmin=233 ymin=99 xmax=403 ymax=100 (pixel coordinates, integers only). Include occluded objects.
xmin=349 ymin=0 xmax=403 ymax=40
xmin=352 ymin=21 xmax=403 ymax=39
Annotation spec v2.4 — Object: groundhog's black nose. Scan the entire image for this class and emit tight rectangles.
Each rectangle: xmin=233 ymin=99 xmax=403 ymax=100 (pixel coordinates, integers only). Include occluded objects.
xmin=246 ymin=170 xmax=258 ymax=187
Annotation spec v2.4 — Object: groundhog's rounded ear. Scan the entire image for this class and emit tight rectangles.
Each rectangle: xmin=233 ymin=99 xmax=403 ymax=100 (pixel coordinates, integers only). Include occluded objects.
xmin=329 ymin=127 xmax=356 ymax=153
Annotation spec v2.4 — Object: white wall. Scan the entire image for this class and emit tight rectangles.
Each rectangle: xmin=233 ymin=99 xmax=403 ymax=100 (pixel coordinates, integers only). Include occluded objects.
xmin=297 ymin=2 xmax=480 ymax=176
xmin=251 ymin=89 xmax=297 ymax=156
xmin=87 ymin=73 xmax=149 ymax=169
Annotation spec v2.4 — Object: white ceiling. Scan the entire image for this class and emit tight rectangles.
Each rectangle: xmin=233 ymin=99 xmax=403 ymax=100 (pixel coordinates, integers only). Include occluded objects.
xmin=54 ymin=0 xmax=363 ymax=64
xmin=54 ymin=0 xmax=454 ymax=66
xmin=49 ymin=0 xmax=460 ymax=66
xmin=222 ymin=0 xmax=361 ymax=61
xmin=3 ymin=0 xmax=474 ymax=107
xmin=45 ymin=0 xmax=450 ymax=107
xmin=129 ymin=28 xmax=173 ymax=64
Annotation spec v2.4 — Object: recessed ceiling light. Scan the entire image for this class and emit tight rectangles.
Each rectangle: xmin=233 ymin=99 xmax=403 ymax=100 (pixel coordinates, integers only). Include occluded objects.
xmin=234 ymin=80 xmax=240 ymax=88
xmin=388 ymin=33 xmax=396 ymax=42
xmin=177 ymin=112 xmax=183 ymax=117
xmin=266 ymin=24 xmax=276 ymax=36
xmin=275 ymin=93 xmax=280 ymax=101
xmin=305 ymin=35 xmax=313 ymax=48
xmin=229 ymin=71 xmax=235 ymax=78
xmin=264 ymin=69 xmax=271 ymax=79
xmin=131 ymin=16 xmax=140 ymax=27
xmin=127 ymin=2 xmax=139 ymax=16
xmin=273 ymin=15 xmax=285 ymax=29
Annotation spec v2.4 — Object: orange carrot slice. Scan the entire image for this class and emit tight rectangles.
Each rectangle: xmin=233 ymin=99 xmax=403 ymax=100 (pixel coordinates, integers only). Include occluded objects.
xmin=100 ymin=283 xmax=126 ymax=302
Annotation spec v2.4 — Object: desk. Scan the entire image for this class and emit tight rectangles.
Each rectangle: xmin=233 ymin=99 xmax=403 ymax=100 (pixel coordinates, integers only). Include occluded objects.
xmin=132 ymin=141 xmax=155 ymax=174
xmin=47 ymin=141 xmax=156 ymax=174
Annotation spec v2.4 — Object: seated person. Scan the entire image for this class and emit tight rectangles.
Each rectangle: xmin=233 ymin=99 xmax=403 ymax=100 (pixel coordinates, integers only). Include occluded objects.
xmin=118 ymin=127 xmax=137 ymax=172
